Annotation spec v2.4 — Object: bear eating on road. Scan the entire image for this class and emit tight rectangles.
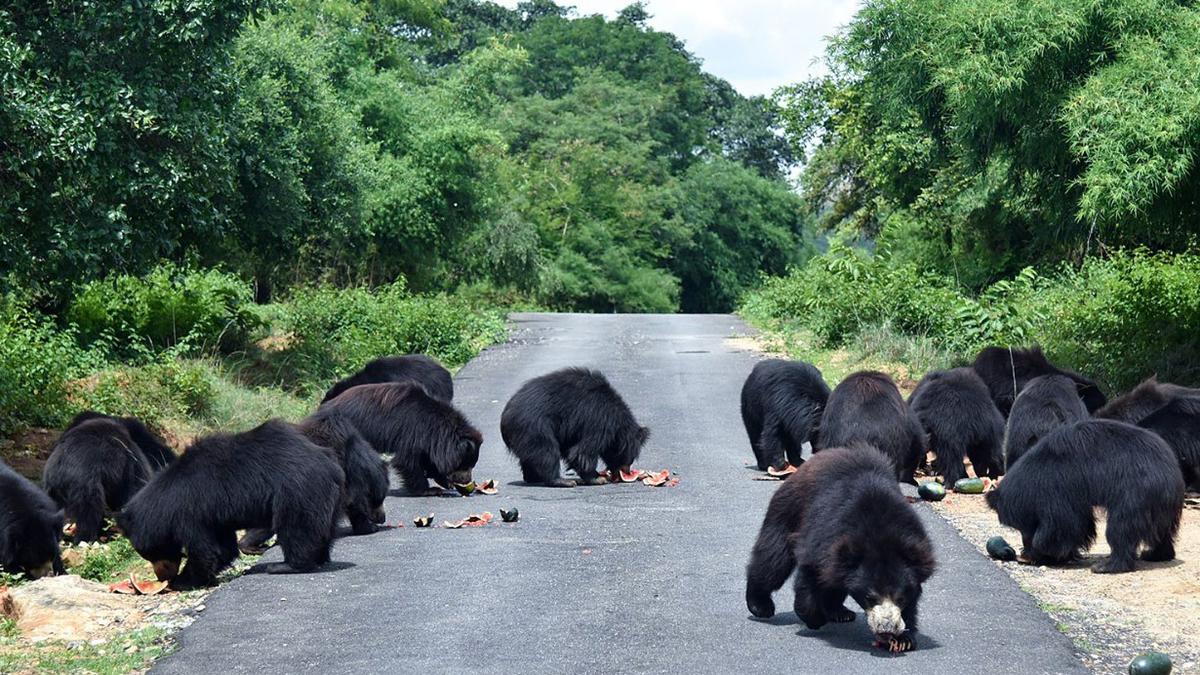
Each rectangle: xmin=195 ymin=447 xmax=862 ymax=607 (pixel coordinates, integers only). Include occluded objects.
xmin=986 ymin=419 xmax=1183 ymax=574
xmin=319 ymin=382 xmax=481 ymax=495
xmin=43 ymin=412 xmax=174 ymax=542
xmin=971 ymin=346 xmax=1106 ymax=417
xmin=907 ymin=367 xmax=1005 ymax=484
xmin=740 ymin=359 xmax=830 ymax=471
xmin=501 ymin=368 xmax=649 ymax=487
xmin=0 ymin=459 xmax=64 ymax=579
xmin=117 ymin=420 xmax=343 ymax=589
xmin=1003 ymin=375 xmax=1089 ymax=470
xmin=321 ymin=354 xmax=453 ymax=404
xmin=745 ymin=445 xmax=936 ymax=653
xmin=817 ymin=371 xmax=924 ymax=484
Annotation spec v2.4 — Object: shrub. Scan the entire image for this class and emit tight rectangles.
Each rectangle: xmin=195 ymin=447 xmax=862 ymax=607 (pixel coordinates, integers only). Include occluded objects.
xmin=276 ymin=281 xmax=506 ymax=389
xmin=0 ymin=301 xmax=102 ymax=434
xmin=68 ymin=265 xmax=261 ymax=356
xmin=73 ymin=357 xmax=216 ymax=427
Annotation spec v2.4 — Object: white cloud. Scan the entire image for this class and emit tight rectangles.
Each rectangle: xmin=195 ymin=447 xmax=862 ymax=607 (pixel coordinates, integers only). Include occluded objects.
xmin=494 ymin=0 xmax=862 ymax=96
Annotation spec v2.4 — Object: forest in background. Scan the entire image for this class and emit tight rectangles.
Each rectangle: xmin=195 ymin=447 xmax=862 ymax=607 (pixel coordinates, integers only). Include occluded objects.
xmin=0 ymin=0 xmax=810 ymax=436
xmin=1 ymin=0 xmax=805 ymax=314
xmin=748 ymin=0 xmax=1200 ymax=394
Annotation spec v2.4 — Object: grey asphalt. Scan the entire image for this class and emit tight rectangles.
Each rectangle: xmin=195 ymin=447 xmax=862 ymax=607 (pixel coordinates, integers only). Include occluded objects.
xmin=154 ymin=313 xmax=1086 ymax=674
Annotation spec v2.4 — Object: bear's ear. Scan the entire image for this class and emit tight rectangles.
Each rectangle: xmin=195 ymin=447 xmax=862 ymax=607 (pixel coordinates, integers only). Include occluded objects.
xmin=637 ymin=427 xmax=650 ymax=445
xmin=984 ymin=489 xmax=1001 ymax=511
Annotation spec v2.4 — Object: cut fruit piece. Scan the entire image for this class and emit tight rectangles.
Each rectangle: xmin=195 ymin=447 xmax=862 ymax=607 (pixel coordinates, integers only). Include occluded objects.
xmin=412 ymin=515 xmax=434 ymax=528
xmin=766 ymin=464 xmax=798 ymax=478
xmin=453 ymin=482 xmax=476 ymax=496
xmin=476 ymin=479 xmax=499 ymax=495
xmin=134 ymin=578 xmax=169 ymax=595
xmin=108 ymin=579 xmax=137 ymax=595
xmin=500 ymin=507 xmax=519 ymax=523
xmin=642 ymin=470 xmax=671 ymax=487
xmin=442 ymin=512 xmax=494 ymax=529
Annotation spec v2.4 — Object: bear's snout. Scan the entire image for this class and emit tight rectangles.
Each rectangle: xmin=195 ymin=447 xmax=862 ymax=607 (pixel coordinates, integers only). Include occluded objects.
xmin=866 ymin=599 xmax=905 ymax=637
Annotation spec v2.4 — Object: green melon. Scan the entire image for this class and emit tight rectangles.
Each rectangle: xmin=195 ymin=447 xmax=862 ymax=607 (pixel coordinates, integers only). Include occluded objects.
xmin=953 ymin=477 xmax=985 ymax=494
xmin=1129 ymin=651 xmax=1172 ymax=675
xmin=986 ymin=536 xmax=1017 ymax=562
xmin=917 ymin=482 xmax=946 ymax=501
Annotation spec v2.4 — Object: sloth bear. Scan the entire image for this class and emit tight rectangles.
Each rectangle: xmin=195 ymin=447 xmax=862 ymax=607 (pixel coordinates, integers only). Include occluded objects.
xmin=322 ymin=354 xmax=453 ymax=404
xmin=1138 ymin=397 xmax=1200 ymax=488
xmin=972 ymin=346 xmax=1106 ymax=417
xmin=987 ymin=420 xmax=1183 ymax=573
xmin=1003 ymin=375 xmax=1089 ymax=470
xmin=320 ymin=382 xmax=481 ymax=495
xmin=238 ymin=412 xmax=390 ymax=554
xmin=907 ymin=368 xmax=1005 ymax=484
xmin=43 ymin=412 xmax=174 ymax=542
xmin=740 ymin=359 xmax=830 ymax=471
xmin=501 ymin=368 xmax=649 ymax=487
xmin=117 ymin=420 xmax=343 ymax=589
xmin=1097 ymin=376 xmax=1200 ymax=423
xmin=745 ymin=445 xmax=936 ymax=653
xmin=817 ymin=371 xmax=924 ymax=484
xmin=0 ymin=459 xmax=64 ymax=579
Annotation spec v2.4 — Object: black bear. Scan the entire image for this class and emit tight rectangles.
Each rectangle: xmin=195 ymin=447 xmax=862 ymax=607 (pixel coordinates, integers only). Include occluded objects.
xmin=1138 ymin=396 xmax=1200 ymax=488
xmin=322 ymin=354 xmax=453 ymax=404
xmin=740 ymin=359 xmax=830 ymax=471
xmin=1003 ymin=375 xmax=1090 ymax=469
xmin=986 ymin=420 xmax=1183 ymax=573
xmin=501 ymin=368 xmax=649 ymax=487
xmin=238 ymin=412 xmax=390 ymax=554
xmin=0 ymin=459 xmax=64 ymax=579
xmin=117 ymin=420 xmax=343 ymax=589
xmin=745 ymin=445 xmax=936 ymax=653
xmin=972 ymin=346 xmax=1106 ymax=417
xmin=817 ymin=371 xmax=924 ymax=484
xmin=907 ymin=368 xmax=1005 ymax=483
xmin=43 ymin=412 xmax=174 ymax=542
xmin=319 ymin=383 xmax=481 ymax=495
xmin=1097 ymin=376 xmax=1200 ymax=423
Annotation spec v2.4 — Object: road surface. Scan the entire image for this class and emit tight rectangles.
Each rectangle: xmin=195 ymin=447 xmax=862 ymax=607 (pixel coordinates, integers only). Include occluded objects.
xmin=154 ymin=313 xmax=1086 ymax=674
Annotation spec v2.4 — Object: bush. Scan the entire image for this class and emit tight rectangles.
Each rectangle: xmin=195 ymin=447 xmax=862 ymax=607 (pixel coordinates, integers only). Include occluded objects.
xmin=743 ymin=247 xmax=1200 ymax=394
xmin=73 ymin=357 xmax=216 ymax=428
xmin=0 ymin=301 xmax=101 ymax=434
xmin=68 ymin=265 xmax=262 ymax=356
xmin=276 ymin=281 xmax=506 ymax=389
xmin=1024 ymin=251 xmax=1200 ymax=392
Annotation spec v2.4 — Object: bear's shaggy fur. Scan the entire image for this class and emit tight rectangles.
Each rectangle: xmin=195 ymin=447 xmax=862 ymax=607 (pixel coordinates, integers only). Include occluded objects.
xmin=972 ymin=346 xmax=1106 ymax=417
xmin=501 ymin=368 xmax=648 ymax=487
xmin=0 ymin=459 xmax=64 ymax=578
xmin=986 ymin=420 xmax=1183 ymax=574
xmin=1003 ymin=375 xmax=1089 ymax=470
xmin=1138 ymin=396 xmax=1200 ymax=488
xmin=817 ymin=371 xmax=924 ymax=484
xmin=745 ymin=446 xmax=936 ymax=652
xmin=118 ymin=420 xmax=343 ymax=589
xmin=319 ymin=383 xmax=481 ymax=495
xmin=322 ymin=354 xmax=453 ymax=404
xmin=1096 ymin=376 xmax=1200 ymax=423
xmin=740 ymin=359 xmax=829 ymax=470
xmin=907 ymin=368 xmax=1005 ymax=483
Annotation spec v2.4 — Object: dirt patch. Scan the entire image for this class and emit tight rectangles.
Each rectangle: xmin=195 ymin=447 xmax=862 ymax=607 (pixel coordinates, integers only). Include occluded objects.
xmin=0 ymin=427 xmax=59 ymax=480
xmin=929 ymin=488 xmax=1200 ymax=674
xmin=724 ymin=334 xmax=781 ymax=355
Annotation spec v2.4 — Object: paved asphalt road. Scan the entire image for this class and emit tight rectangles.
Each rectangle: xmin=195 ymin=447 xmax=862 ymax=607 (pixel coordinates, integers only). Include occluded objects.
xmin=154 ymin=313 xmax=1086 ymax=674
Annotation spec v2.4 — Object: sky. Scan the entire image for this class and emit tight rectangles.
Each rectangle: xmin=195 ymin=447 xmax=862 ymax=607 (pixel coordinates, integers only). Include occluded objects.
xmin=494 ymin=1 xmax=862 ymax=96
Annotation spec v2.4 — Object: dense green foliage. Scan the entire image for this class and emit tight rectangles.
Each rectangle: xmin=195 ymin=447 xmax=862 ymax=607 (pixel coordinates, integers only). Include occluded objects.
xmin=1 ymin=0 xmax=809 ymax=312
xmin=745 ymin=249 xmax=1200 ymax=393
xmin=780 ymin=0 xmax=1200 ymax=287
